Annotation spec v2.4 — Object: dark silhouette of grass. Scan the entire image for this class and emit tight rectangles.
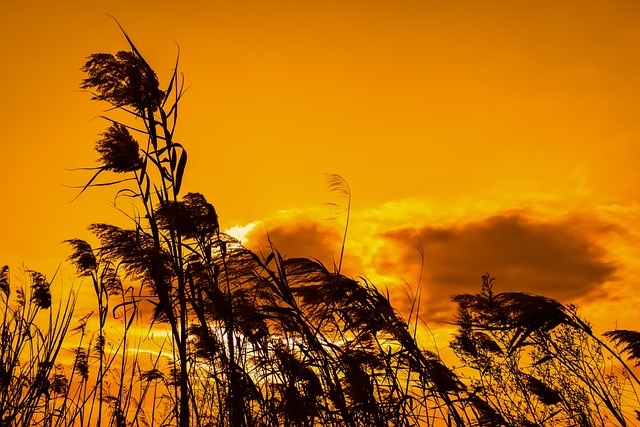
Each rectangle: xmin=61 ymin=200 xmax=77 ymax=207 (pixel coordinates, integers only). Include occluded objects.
xmin=0 ymin=267 xmax=76 ymax=425
xmin=451 ymin=274 xmax=640 ymax=426
xmin=2 ymin=23 xmax=640 ymax=427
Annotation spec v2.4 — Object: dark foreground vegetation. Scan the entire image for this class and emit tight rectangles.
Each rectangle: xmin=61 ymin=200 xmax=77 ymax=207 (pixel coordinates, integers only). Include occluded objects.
xmin=2 ymin=27 xmax=640 ymax=426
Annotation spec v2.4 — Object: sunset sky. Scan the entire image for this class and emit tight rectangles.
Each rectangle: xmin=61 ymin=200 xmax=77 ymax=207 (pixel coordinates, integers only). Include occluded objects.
xmin=2 ymin=0 xmax=640 ymax=337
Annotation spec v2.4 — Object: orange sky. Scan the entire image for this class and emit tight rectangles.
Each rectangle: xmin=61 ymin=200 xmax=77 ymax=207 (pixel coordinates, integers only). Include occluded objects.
xmin=2 ymin=0 xmax=640 ymax=336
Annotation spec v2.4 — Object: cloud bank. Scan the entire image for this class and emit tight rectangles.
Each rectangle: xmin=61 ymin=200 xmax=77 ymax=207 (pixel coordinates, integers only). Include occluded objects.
xmin=242 ymin=206 xmax=622 ymax=324
xmin=378 ymin=212 xmax=619 ymax=322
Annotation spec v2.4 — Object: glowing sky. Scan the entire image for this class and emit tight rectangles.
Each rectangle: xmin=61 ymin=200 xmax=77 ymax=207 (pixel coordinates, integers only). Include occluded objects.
xmin=2 ymin=0 xmax=640 ymax=334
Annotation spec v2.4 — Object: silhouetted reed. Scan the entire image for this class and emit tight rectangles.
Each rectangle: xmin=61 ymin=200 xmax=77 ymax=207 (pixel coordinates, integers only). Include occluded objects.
xmin=70 ymin=27 xmax=472 ymax=421
xmin=451 ymin=273 xmax=640 ymax=426
xmin=0 ymin=267 xmax=75 ymax=426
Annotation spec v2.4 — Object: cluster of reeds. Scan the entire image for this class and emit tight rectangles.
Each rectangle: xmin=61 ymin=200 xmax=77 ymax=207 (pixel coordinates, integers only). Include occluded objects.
xmin=450 ymin=273 xmax=640 ymax=426
xmin=61 ymin=24 xmax=471 ymax=427
xmin=0 ymin=266 xmax=75 ymax=425
xmin=4 ymin=25 xmax=640 ymax=427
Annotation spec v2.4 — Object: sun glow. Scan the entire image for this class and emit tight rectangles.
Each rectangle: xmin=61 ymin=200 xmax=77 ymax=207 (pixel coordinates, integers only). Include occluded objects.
xmin=225 ymin=221 xmax=258 ymax=244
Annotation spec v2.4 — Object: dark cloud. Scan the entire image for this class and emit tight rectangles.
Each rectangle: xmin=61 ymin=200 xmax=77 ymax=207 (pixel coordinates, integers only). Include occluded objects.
xmin=245 ymin=218 xmax=346 ymax=272
xmin=377 ymin=213 xmax=619 ymax=323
